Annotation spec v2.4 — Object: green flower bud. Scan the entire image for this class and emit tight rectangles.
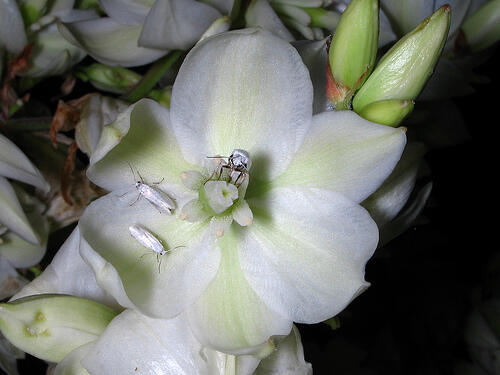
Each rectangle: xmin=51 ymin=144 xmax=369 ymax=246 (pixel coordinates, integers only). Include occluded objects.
xmin=0 ymin=294 xmax=116 ymax=363
xmin=327 ymin=0 xmax=379 ymax=109
xmin=357 ymin=99 xmax=414 ymax=127
xmin=461 ymin=0 xmax=500 ymax=53
xmin=78 ymin=64 xmax=142 ymax=94
xmin=353 ymin=5 xmax=451 ymax=113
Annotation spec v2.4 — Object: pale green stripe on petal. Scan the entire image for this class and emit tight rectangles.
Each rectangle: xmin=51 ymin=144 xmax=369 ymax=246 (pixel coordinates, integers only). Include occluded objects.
xmin=0 ymin=177 xmax=39 ymax=245
xmin=242 ymin=187 xmax=377 ymax=323
xmin=138 ymin=0 xmax=221 ymax=50
xmin=171 ymin=29 xmax=312 ymax=179
xmin=87 ymin=99 xmax=194 ymax=192
xmin=79 ymin=189 xmax=220 ymax=319
xmin=0 ymin=134 xmax=49 ymax=192
xmin=58 ymin=18 xmax=166 ymax=67
xmin=187 ymin=229 xmax=292 ymax=355
xmin=273 ymin=110 xmax=406 ymax=203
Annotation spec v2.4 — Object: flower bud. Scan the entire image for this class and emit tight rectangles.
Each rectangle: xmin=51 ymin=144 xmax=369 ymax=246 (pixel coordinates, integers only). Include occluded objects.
xmin=0 ymin=294 xmax=116 ymax=362
xmin=78 ymin=64 xmax=142 ymax=94
xmin=357 ymin=99 xmax=414 ymax=127
xmin=327 ymin=0 xmax=379 ymax=109
xmin=353 ymin=5 xmax=451 ymax=113
xmin=460 ymin=0 xmax=500 ymax=53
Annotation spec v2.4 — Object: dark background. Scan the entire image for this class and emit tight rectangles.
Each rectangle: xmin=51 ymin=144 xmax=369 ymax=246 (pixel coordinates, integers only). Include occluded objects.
xmin=3 ymin=44 xmax=498 ymax=375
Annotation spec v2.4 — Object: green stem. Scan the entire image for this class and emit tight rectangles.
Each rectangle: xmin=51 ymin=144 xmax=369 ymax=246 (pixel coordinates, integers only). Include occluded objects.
xmin=121 ymin=51 xmax=182 ymax=103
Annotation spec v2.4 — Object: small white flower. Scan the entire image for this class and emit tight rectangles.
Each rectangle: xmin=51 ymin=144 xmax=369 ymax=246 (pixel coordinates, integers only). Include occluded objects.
xmin=78 ymin=29 xmax=406 ymax=354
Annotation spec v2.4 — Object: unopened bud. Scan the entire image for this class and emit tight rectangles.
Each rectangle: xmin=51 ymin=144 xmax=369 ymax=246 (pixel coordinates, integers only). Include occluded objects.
xmin=327 ymin=0 xmax=379 ymax=109
xmin=353 ymin=5 xmax=450 ymax=113
xmin=79 ymin=64 xmax=142 ymax=94
xmin=357 ymin=99 xmax=414 ymax=127
xmin=460 ymin=0 xmax=500 ymax=53
xmin=0 ymin=294 xmax=116 ymax=362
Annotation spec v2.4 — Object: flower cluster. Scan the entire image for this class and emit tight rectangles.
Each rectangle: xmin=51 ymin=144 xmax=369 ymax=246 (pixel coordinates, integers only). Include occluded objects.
xmin=1 ymin=0 xmax=499 ymax=374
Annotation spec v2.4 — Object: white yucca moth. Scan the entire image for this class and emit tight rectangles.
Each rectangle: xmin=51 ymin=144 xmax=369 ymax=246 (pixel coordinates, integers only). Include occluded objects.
xmin=128 ymin=224 xmax=184 ymax=273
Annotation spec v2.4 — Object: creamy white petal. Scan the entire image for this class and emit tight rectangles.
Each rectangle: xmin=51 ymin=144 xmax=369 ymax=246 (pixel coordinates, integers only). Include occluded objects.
xmin=0 ymin=134 xmax=49 ymax=192
xmin=48 ymin=0 xmax=76 ymax=16
xmin=79 ymin=189 xmax=220 ymax=318
xmin=0 ymin=223 xmax=47 ymax=269
xmin=1 ymin=330 xmax=25 ymax=375
xmin=188 ymin=229 xmax=292 ymax=355
xmin=362 ymin=142 xmax=424 ymax=227
xmin=271 ymin=0 xmax=322 ymax=6
xmin=58 ymin=18 xmax=166 ymax=67
xmin=202 ymin=0 xmax=235 ymax=15
xmin=0 ymin=257 xmax=28 ymax=300
xmin=245 ymin=0 xmax=295 ymax=42
xmin=11 ymin=227 xmax=120 ymax=310
xmin=438 ymin=0 xmax=471 ymax=41
xmin=241 ymin=187 xmax=378 ymax=323
xmin=54 ymin=342 xmax=92 ymax=375
xmin=380 ymin=0 xmax=435 ymax=36
xmin=0 ymin=177 xmax=39 ymax=245
xmin=273 ymin=111 xmax=406 ymax=203
xmin=78 ymin=237 xmax=136 ymax=310
xmin=139 ymin=0 xmax=221 ymax=50
xmin=75 ymin=95 xmax=128 ymax=157
xmin=379 ymin=7 xmax=397 ymax=47
xmin=378 ymin=182 xmax=432 ymax=247
xmin=99 ymin=0 xmax=154 ymax=25
xmin=82 ymin=310 xmax=256 ymax=375
xmin=87 ymin=99 xmax=193 ymax=194
xmin=292 ymin=38 xmax=329 ymax=115
xmin=0 ymin=0 xmax=27 ymax=53
xmin=171 ymin=29 xmax=312 ymax=179
xmin=22 ymin=24 xmax=87 ymax=78
xmin=255 ymin=326 xmax=312 ymax=375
